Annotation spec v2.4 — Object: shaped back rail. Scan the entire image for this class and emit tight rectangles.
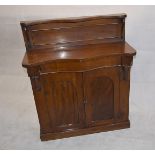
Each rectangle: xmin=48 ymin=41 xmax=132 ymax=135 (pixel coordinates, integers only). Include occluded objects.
xmin=21 ymin=13 xmax=126 ymax=51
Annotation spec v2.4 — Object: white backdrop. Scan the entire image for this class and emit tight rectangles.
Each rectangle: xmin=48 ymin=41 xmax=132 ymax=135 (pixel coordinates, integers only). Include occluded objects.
xmin=0 ymin=6 xmax=155 ymax=149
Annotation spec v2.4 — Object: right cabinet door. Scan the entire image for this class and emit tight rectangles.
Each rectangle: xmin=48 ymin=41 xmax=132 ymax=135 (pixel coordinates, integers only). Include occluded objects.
xmin=84 ymin=67 xmax=120 ymax=127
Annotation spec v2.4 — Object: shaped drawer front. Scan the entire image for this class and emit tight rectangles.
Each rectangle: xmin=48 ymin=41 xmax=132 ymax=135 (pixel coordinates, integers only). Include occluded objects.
xmin=39 ymin=55 xmax=121 ymax=73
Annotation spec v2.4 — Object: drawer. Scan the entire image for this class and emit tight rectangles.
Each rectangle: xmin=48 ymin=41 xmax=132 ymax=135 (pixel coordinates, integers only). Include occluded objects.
xmin=39 ymin=55 xmax=122 ymax=73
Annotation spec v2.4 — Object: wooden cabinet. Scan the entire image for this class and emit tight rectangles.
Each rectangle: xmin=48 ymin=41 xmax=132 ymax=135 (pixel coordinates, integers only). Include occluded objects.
xmin=21 ymin=13 xmax=136 ymax=141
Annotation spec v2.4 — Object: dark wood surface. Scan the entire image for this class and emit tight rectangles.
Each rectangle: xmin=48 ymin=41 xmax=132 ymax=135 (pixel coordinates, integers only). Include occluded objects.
xmin=21 ymin=13 xmax=126 ymax=50
xmin=21 ymin=13 xmax=136 ymax=141
xmin=22 ymin=42 xmax=136 ymax=67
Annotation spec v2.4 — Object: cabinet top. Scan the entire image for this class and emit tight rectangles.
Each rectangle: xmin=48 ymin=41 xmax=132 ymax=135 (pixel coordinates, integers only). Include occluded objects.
xmin=22 ymin=42 xmax=136 ymax=67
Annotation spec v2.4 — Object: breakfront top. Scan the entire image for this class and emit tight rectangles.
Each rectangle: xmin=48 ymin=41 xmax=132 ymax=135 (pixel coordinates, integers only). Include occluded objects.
xmin=21 ymin=13 xmax=136 ymax=68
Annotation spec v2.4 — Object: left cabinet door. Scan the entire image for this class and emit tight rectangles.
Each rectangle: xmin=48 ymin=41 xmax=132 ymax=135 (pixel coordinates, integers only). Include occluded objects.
xmin=39 ymin=72 xmax=85 ymax=132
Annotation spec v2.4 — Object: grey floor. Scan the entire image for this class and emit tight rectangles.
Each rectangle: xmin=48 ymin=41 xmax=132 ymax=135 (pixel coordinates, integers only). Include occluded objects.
xmin=0 ymin=48 xmax=155 ymax=150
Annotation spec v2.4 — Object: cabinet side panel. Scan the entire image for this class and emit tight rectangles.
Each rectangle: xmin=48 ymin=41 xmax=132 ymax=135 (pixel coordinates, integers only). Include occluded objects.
xmin=30 ymin=76 xmax=53 ymax=134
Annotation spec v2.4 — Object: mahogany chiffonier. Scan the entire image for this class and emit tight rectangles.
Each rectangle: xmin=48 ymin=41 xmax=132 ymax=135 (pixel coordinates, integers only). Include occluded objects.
xmin=21 ymin=13 xmax=136 ymax=141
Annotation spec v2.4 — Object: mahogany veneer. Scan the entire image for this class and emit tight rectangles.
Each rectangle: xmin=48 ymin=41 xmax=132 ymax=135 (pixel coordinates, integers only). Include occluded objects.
xmin=21 ymin=13 xmax=136 ymax=141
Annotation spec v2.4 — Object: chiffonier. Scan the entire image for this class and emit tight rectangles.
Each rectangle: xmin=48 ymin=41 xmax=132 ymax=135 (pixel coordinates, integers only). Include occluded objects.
xmin=21 ymin=13 xmax=136 ymax=141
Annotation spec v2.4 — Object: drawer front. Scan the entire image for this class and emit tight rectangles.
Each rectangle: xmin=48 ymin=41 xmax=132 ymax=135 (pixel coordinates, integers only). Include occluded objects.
xmin=39 ymin=55 xmax=121 ymax=73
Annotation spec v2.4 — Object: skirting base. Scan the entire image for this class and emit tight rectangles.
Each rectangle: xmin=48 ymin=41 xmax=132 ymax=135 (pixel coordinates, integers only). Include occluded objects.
xmin=40 ymin=120 xmax=130 ymax=141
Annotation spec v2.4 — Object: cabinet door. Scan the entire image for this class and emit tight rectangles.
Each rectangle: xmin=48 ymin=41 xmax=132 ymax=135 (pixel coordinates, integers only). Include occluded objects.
xmin=40 ymin=72 xmax=85 ymax=132
xmin=84 ymin=67 xmax=120 ymax=126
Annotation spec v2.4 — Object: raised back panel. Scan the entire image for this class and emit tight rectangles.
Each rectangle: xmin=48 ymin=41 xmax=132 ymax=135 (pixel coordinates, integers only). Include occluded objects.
xmin=21 ymin=14 xmax=126 ymax=50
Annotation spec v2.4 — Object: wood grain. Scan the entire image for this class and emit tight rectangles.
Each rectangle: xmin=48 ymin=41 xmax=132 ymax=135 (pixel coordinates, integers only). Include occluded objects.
xmin=21 ymin=14 xmax=126 ymax=50
xmin=21 ymin=14 xmax=136 ymax=141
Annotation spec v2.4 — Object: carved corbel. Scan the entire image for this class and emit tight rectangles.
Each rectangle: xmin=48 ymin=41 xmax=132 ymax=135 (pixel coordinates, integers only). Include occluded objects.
xmin=119 ymin=55 xmax=133 ymax=80
xmin=27 ymin=66 xmax=42 ymax=91
xmin=119 ymin=66 xmax=130 ymax=81
xmin=31 ymin=75 xmax=41 ymax=91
